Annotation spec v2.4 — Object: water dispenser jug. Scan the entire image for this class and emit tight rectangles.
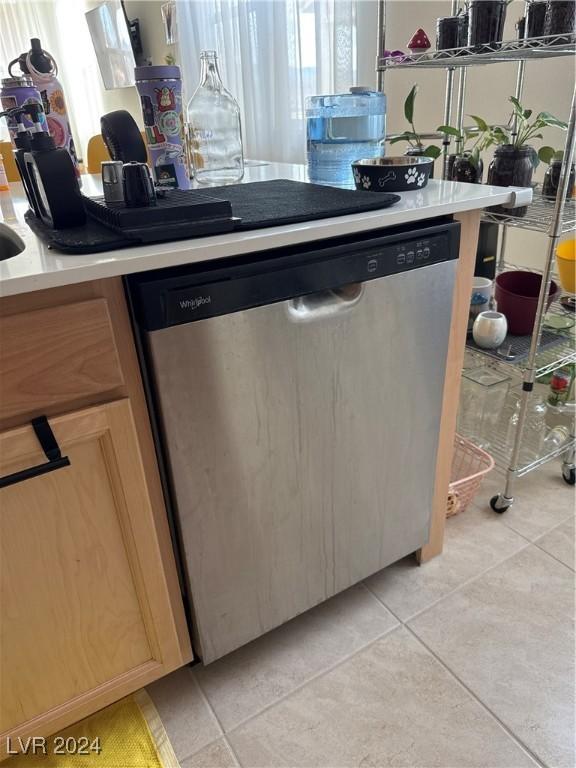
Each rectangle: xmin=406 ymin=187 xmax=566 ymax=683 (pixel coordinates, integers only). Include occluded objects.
xmin=306 ymin=88 xmax=386 ymax=188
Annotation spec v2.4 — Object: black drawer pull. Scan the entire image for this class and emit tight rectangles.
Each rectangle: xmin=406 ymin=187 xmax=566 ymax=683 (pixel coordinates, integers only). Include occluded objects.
xmin=0 ymin=416 xmax=71 ymax=489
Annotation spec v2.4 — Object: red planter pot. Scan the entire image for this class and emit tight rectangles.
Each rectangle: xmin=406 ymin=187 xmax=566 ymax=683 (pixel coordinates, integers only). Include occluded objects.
xmin=495 ymin=271 xmax=560 ymax=335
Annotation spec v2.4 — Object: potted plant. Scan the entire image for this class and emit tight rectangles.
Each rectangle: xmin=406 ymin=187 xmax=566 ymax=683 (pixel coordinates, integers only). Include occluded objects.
xmin=389 ymin=85 xmax=441 ymax=176
xmin=487 ymin=96 xmax=568 ymax=216
xmin=538 ymin=147 xmax=576 ymax=200
xmin=437 ymin=115 xmax=494 ymax=183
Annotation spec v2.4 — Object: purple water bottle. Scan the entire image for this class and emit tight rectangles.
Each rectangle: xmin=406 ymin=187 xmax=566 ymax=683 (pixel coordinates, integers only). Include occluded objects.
xmin=1 ymin=75 xmax=48 ymax=143
xmin=134 ymin=65 xmax=190 ymax=189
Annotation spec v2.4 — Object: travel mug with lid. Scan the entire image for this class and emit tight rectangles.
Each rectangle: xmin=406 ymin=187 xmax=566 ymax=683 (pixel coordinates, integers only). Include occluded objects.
xmin=134 ymin=65 xmax=190 ymax=189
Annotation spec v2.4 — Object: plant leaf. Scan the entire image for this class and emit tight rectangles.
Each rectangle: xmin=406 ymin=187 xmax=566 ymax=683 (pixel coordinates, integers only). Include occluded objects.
xmin=437 ymin=125 xmax=461 ymax=137
xmin=538 ymin=146 xmax=556 ymax=164
xmin=423 ymin=145 xmax=441 ymax=159
xmin=536 ymin=111 xmax=568 ymax=129
xmin=469 ymin=114 xmax=489 ymax=132
xmin=523 ymin=109 xmax=532 ymax=119
xmin=404 ymin=85 xmax=418 ymax=124
xmin=509 ymin=96 xmax=524 ymax=117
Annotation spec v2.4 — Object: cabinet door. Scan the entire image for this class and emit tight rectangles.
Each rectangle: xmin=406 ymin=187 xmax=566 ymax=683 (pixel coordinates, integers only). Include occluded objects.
xmin=0 ymin=400 xmax=185 ymax=741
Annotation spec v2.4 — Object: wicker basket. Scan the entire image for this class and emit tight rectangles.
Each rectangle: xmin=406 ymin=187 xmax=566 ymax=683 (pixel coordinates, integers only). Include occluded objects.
xmin=446 ymin=435 xmax=495 ymax=517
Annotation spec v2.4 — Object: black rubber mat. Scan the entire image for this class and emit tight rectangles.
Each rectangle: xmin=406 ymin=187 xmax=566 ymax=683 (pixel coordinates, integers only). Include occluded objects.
xmin=209 ymin=179 xmax=400 ymax=230
xmin=25 ymin=179 xmax=400 ymax=254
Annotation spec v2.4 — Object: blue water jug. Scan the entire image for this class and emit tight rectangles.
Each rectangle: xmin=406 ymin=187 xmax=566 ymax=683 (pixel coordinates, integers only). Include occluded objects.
xmin=306 ymin=88 xmax=386 ymax=188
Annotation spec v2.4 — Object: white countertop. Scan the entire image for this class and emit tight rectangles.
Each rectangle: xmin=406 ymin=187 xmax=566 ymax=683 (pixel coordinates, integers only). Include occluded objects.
xmin=0 ymin=162 xmax=531 ymax=298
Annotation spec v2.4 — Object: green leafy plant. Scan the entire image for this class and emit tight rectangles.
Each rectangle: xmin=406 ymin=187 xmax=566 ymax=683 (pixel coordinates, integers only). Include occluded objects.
xmin=436 ymin=114 xmax=494 ymax=169
xmin=538 ymin=146 xmax=565 ymax=165
xmin=489 ymin=97 xmax=568 ymax=149
xmin=389 ymin=85 xmax=441 ymax=159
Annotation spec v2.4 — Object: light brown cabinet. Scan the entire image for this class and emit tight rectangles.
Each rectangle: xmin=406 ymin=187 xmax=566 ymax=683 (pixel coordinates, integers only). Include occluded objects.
xmin=0 ymin=282 xmax=191 ymax=759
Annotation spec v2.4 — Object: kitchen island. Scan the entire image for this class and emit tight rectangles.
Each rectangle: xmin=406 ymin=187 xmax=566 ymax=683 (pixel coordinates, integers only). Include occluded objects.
xmin=0 ymin=163 xmax=531 ymax=757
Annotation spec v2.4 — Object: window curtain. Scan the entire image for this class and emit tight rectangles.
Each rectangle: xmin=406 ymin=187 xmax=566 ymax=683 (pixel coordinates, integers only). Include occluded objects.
xmin=0 ymin=0 xmax=104 ymax=159
xmin=176 ymin=0 xmax=358 ymax=164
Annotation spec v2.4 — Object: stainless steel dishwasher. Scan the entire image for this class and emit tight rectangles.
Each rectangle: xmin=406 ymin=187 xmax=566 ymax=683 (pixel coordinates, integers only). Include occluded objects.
xmin=128 ymin=219 xmax=460 ymax=663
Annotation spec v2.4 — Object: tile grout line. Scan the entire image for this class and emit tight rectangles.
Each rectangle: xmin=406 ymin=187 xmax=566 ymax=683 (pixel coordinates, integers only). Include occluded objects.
xmin=530 ymin=539 xmax=575 ymax=572
xmin=404 ymin=625 xmax=549 ymax=768
xmin=470 ymin=501 xmax=573 ymax=544
xmin=365 ymin=580 xmax=548 ymax=767
xmin=217 ymin=623 xmax=404 ymax=738
xmin=364 ymin=536 xmax=533 ymax=627
xmin=190 ymin=674 xmax=247 ymax=766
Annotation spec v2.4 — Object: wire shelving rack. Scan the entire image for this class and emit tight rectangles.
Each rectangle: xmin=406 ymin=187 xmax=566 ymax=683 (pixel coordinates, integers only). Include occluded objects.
xmin=376 ymin=2 xmax=576 ymax=511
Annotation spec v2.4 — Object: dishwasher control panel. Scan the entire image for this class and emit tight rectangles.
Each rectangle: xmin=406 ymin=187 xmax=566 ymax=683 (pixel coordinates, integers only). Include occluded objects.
xmin=365 ymin=235 xmax=443 ymax=275
xmin=130 ymin=220 xmax=460 ymax=330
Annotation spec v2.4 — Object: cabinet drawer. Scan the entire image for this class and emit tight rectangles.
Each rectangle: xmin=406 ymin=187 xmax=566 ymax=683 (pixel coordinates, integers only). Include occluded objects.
xmin=0 ymin=299 xmax=124 ymax=423
xmin=0 ymin=400 xmax=184 ymax=741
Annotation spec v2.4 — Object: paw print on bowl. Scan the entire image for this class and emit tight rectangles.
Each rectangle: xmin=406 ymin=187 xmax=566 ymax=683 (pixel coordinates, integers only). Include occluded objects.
xmin=361 ymin=175 xmax=371 ymax=189
xmin=405 ymin=167 xmax=419 ymax=184
xmin=417 ymin=172 xmax=426 ymax=187
xmin=353 ymin=168 xmax=361 ymax=184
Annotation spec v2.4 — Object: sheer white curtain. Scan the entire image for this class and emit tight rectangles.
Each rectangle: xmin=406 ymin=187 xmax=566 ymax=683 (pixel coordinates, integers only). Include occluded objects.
xmin=176 ymin=0 xmax=358 ymax=163
xmin=0 ymin=0 xmax=104 ymax=159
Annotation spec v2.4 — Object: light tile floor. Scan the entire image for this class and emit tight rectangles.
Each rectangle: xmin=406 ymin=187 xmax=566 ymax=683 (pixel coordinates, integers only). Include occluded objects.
xmin=147 ymin=460 xmax=575 ymax=768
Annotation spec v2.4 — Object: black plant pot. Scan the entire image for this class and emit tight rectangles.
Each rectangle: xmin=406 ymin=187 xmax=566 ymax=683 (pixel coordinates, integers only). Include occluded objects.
xmin=544 ymin=0 xmax=576 ymax=42
xmin=452 ymin=155 xmax=484 ymax=183
xmin=487 ymin=145 xmax=534 ymax=217
xmin=526 ymin=0 xmax=547 ymax=41
xmin=468 ymin=0 xmax=508 ymax=50
xmin=437 ymin=16 xmax=460 ymax=51
xmin=542 ymin=160 xmax=576 ymax=200
xmin=405 ymin=147 xmax=435 ymax=178
xmin=457 ymin=9 xmax=469 ymax=47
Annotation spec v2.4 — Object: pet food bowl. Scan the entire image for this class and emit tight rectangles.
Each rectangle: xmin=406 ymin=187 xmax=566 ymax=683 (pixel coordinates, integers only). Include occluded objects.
xmin=352 ymin=156 xmax=433 ymax=192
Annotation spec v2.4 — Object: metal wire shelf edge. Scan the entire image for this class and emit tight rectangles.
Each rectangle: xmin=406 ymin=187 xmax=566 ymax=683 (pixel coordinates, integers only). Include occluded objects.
xmin=465 ymin=338 xmax=576 ymax=378
xmin=481 ymin=195 xmax=576 ymax=234
xmin=377 ymin=34 xmax=576 ymax=70
xmin=487 ymin=433 xmax=576 ymax=476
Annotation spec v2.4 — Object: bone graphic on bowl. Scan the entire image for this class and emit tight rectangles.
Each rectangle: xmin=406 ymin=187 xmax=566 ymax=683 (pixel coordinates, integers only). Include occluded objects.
xmin=378 ymin=171 xmax=396 ymax=187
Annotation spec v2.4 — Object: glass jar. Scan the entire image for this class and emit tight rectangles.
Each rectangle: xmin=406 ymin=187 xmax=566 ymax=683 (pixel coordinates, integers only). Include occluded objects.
xmin=452 ymin=154 xmax=484 ymax=183
xmin=542 ymin=160 xmax=576 ymax=200
xmin=437 ymin=16 xmax=460 ymax=51
xmin=186 ymin=51 xmax=244 ymax=185
xmin=544 ymin=0 xmax=576 ymax=40
xmin=468 ymin=0 xmax=508 ymax=50
xmin=487 ymin=145 xmax=534 ymax=217
xmin=526 ymin=0 xmax=548 ymax=39
xmin=506 ymin=392 xmax=548 ymax=466
xmin=458 ymin=366 xmax=510 ymax=449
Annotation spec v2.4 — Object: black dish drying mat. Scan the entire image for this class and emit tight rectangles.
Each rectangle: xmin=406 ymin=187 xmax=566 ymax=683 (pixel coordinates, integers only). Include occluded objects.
xmin=24 ymin=179 xmax=400 ymax=254
xmin=207 ymin=180 xmax=400 ymax=229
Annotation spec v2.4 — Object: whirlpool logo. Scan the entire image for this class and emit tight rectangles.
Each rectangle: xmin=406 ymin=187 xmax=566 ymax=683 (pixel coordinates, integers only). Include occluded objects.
xmin=179 ymin=295 xmax=212 ymax=311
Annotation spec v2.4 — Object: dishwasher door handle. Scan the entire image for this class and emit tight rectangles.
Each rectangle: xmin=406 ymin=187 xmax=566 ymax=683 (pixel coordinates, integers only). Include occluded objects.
xmin=286 ymin=282 xmax=365 ymax=323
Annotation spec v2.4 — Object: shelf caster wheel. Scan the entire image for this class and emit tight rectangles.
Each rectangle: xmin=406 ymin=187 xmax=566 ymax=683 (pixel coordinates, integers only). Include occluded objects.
xmin=490 ymin=494 xmax=512 ymax=513
xmin=562 ymin=466 xmax=576 ymax=485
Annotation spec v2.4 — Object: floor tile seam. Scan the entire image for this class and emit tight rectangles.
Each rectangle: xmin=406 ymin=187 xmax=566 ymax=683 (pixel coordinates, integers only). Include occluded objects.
xmin=364 ymin=537 xmax=533 ymax=626
xmin=217 ymin=623 xmax=403 ymax=737
xmin=529 ymin=539 xmax=576 ymax=573
xmin=403 ymin=625 xmax=549 ymax=768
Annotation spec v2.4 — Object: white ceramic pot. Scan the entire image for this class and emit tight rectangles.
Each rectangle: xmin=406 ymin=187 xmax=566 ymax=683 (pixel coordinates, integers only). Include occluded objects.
xmin=473 ymin=310 xmax=508 ymax=349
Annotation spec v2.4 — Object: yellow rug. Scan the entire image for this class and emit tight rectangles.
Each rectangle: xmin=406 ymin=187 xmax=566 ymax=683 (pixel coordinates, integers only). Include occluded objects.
xmin=8 ymin=691 xmax=179 ymax=768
